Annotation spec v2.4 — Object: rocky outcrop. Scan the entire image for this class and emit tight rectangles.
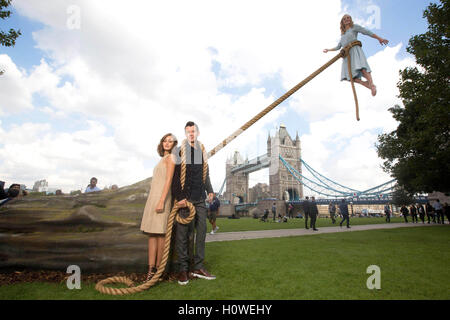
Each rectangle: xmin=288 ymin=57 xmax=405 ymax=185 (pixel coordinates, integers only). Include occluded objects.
xmin=0 ymin=177 xmax=156 ymax=273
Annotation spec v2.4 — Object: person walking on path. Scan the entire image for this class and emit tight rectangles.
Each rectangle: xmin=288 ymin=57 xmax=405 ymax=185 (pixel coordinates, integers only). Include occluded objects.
xmin=339 ymin=199 xmax=351 ymax=228
xmin=303 ymin=196 xmax=311 ymax=229
xmin=444 ymin=202 xmax=450 ymax=224
xmin=140 ymin=133 xmax=177 ymax=282
xmin=172 ymin=121 xmax=215 ymax=286
xmin=329 ymin=202 xmax=337 ymax=224
xmin=271 ymin=202 xmax=277 ymax=222
xmin=208 ymin=194 xmax=220 ymax=234
xmin=426 ymin=201 xmax=434 ymax=224
xmin=417 ymin=203 xmax=426 ymax=224
xmin=384 ymin=203 xmax=391 ymax=223
xmin=410 ymin=204 xmax=418 ymax=223
xmin=400 ymin=205 xmax=409 ymax=223
xmin=310 ymin=196 xmax=319 ymax=231
xmin=433 ymin=199 xmax=444 ymax=224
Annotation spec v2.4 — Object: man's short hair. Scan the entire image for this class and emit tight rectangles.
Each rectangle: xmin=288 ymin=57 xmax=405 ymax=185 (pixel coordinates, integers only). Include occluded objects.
xmin=185 ymin=121 xmax=199 ymax=132
xmin=91 ymin=177 xmax=97 ymax=182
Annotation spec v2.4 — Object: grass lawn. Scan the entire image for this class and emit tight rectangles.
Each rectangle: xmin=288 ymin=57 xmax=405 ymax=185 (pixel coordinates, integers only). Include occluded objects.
xmin=206 ymin=216 xmax=408 ymax=233
xmin=1 ymin=225 xmax=448 ymax=300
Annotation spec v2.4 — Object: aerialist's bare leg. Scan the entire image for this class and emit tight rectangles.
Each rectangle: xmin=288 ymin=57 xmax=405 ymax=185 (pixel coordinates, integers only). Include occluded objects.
xmin=361 ymin=69 xmax=377 ymax=96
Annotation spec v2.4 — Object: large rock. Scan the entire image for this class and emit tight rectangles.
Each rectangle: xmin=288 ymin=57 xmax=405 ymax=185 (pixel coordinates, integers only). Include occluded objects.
xmin=0 ymin=177 xmax=157 ymax=273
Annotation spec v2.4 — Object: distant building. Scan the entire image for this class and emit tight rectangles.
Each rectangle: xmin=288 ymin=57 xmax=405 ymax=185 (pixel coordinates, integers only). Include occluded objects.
xmin=33 ymin=180 xmax=48 ymax=192
xmin=248 ymin=183 xmax=271 ymax=202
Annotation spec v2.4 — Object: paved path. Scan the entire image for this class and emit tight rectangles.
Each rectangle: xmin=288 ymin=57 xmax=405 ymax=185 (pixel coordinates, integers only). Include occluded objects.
xmin=205 ymin=223 xmax=444 ymax=243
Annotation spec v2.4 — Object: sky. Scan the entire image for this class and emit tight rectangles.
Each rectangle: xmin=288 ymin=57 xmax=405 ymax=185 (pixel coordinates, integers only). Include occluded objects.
xmin=0 ymin=0 xmax=436 ymax=195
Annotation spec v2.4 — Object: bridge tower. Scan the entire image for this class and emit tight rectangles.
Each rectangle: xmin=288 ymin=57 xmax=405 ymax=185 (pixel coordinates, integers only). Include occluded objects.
xmin=223 ymin=151 xmax=249 ymax=203
xmin=268 ymin=125 xmax=303 ymax=200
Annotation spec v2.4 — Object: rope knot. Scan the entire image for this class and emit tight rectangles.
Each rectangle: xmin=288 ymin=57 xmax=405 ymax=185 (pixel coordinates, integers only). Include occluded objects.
xmin=340 ymin=40 xmax=362 ymax=58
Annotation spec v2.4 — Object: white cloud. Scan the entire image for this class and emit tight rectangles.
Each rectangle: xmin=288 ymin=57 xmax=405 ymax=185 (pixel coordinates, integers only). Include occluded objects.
xmin=0 ymin=55 xmax=33 ymax=115
xmin=2 ymin=0 xmax=417 ymax=196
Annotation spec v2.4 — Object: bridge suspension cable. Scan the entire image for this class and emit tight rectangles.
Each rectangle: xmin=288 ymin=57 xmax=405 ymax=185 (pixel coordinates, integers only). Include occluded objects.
xmin=280 ymin=155 xmax=396 ymax=199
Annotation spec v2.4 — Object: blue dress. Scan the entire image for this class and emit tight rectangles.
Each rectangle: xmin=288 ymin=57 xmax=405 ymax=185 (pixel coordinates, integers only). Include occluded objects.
xmin=333 ymin=24 xmax=374 ymax=81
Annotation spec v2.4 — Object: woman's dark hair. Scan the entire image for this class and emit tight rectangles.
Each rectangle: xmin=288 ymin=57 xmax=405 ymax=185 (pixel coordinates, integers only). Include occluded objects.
xmin=157 ymin=133 xmax=178 ymax=157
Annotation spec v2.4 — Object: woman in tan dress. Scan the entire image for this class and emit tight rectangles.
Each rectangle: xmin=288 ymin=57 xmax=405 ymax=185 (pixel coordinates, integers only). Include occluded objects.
xmin=140 ymin=133 xmax=177 ymax=281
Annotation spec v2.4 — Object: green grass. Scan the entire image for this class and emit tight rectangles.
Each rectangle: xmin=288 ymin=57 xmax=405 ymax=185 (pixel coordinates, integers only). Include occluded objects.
xmin=205 ymin=216 xmax=407 ymax=233
xmin=1 ymin=225 xmax=448 ymax=300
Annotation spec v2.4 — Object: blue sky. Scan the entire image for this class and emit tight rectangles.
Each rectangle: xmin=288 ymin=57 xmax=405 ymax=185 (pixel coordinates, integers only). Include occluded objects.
xmin=0 ymin=0 xmax=437 ymax=193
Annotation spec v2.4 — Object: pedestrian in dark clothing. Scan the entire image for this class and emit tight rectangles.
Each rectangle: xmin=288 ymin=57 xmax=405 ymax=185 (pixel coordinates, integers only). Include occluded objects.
xmin=417 ymin=204 xmax=425 ymax=224
xmin=410 ymin=204 xmax=418 ymax=223
xmin=426 ymin=201 xmax=433 ymax=224
xmin=329 ymin=202 xmax=337 ymax=224
xmin=400 ymin=205 xmax=409 ymax=223
xmin=288 ymin=203 xmax=294 ymax=219
xmin=310 ymin=196 xmax=319 ymax=231
xmin=339 ymin=199 xmax=350 ymax=228
xmin=384 ymin=203 xmax=391 ymax=223
xmin=433 ymin=199 xmax=444 ymax=224
xmin=172 ymin=121 xmax=215 ymax=285
xmin=271 ymin=203 xmax=277 ymax=221
xmin=303 ymin=196 xmax=311 ymax=229
xmin=444 ymin=203 xmax=450 ymax=224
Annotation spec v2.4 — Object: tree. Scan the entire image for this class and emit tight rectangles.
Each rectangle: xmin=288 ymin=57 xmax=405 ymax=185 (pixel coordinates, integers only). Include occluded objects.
xmin=0 ymin=0 xmax=21 ymax=47
xmin=376 ymin=0 xmax=450 ymax=194
xmin=391 ymin=185 xmax=415 ymax=206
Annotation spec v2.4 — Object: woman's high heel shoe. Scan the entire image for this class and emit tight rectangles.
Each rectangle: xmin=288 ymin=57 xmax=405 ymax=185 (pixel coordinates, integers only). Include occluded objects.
xmin=146 ymin=266 xmax=157 ymax=282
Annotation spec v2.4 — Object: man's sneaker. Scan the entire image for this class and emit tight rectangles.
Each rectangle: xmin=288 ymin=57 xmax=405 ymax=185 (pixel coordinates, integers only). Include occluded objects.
xmin=213 ymin=226 xmax=219 ymax=233
xmin=210 ymin=230 xmax=215 ymax=235
xmin=191 ymin=269 xmax=216 ymax=280
xmin=178 ymin=271 xmax=189 ymax=285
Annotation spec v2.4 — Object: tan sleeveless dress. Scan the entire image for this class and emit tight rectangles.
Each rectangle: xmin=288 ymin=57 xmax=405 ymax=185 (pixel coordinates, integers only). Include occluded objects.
xmin=140 ymin=154 xmax=172 ymax=234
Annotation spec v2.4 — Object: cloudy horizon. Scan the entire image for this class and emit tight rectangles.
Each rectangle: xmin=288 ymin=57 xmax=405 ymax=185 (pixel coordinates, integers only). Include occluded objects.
xmin=0 ymin=0 xmax=433 ymax=196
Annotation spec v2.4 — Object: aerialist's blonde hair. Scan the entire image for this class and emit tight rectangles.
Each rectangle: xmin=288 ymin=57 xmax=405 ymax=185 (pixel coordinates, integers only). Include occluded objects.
xmin=340 ymin=14 xmax=354 ymax=35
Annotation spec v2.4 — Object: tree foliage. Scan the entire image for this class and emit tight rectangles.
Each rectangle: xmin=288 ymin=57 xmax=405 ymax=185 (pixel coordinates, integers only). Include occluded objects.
xmin=391 ymin=185 xmax=416 ymax=206
xmin=0 ymin=0 xmax=21 ymax=47
xmin=376 ymin=0 xmax=450 ymax=194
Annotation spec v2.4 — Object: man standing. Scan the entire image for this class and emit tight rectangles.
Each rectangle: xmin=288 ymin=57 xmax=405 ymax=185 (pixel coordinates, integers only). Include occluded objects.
xmin=310 ymin=196 xmax=319 ymax=231
xmin=302 ymin=196 xmax=311 ymax=229
xmin=172 ymin=121 xmax=215 ymax=285
xmin=328 ymin=202 xmax=336 ymax=224
xmin=384 ymin=203 xmax=391 ymax=223
xmin=417 ymin=203 xmax=425 ymax=224
xmin=410 ymin=204 xmax=418 ymax=223
xmin=400 ymin=205 xmax=409 ymax=223
xmin=426 ymin=201 xmax=433 ymax=224
xmin=271 ymin=202 xmax=277 ymax=222
xmin=339 ymin=199 xmax=351 ymax=228
xmin=208 ymin=193 xmax=220 ymax=234
xmin=85 ymin=177 xmax=101 ymax=193
xmin=288 ymin=203 xmax=294 ymax=219
xmin=433 ymin=199 xmax=444 ymax=224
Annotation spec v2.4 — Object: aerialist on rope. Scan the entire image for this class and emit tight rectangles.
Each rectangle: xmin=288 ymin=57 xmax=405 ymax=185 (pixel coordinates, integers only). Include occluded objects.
xmin=323 ymin=14 xmax=389 ymax=96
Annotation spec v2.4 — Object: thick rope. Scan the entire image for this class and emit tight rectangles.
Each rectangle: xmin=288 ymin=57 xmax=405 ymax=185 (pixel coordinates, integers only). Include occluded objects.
xmin=96 ymin=140 xmax=208 ymax=295
xmin=95 ymin=41 xmax=361 ymax=295
xmin=207 ymin=40 xmax=362 ymax=158
xmin=343 ymin=41 xmax=361 ymax=121
xmin=95 ymin=200 xmax=195 ymax=295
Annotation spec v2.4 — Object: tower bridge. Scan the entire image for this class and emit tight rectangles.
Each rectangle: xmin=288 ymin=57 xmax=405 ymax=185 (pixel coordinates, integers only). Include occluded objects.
xmin=220 ymin=125 xmax=398 ymax=207
xmin=222 ymin=125 xmax=303 ymax=204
